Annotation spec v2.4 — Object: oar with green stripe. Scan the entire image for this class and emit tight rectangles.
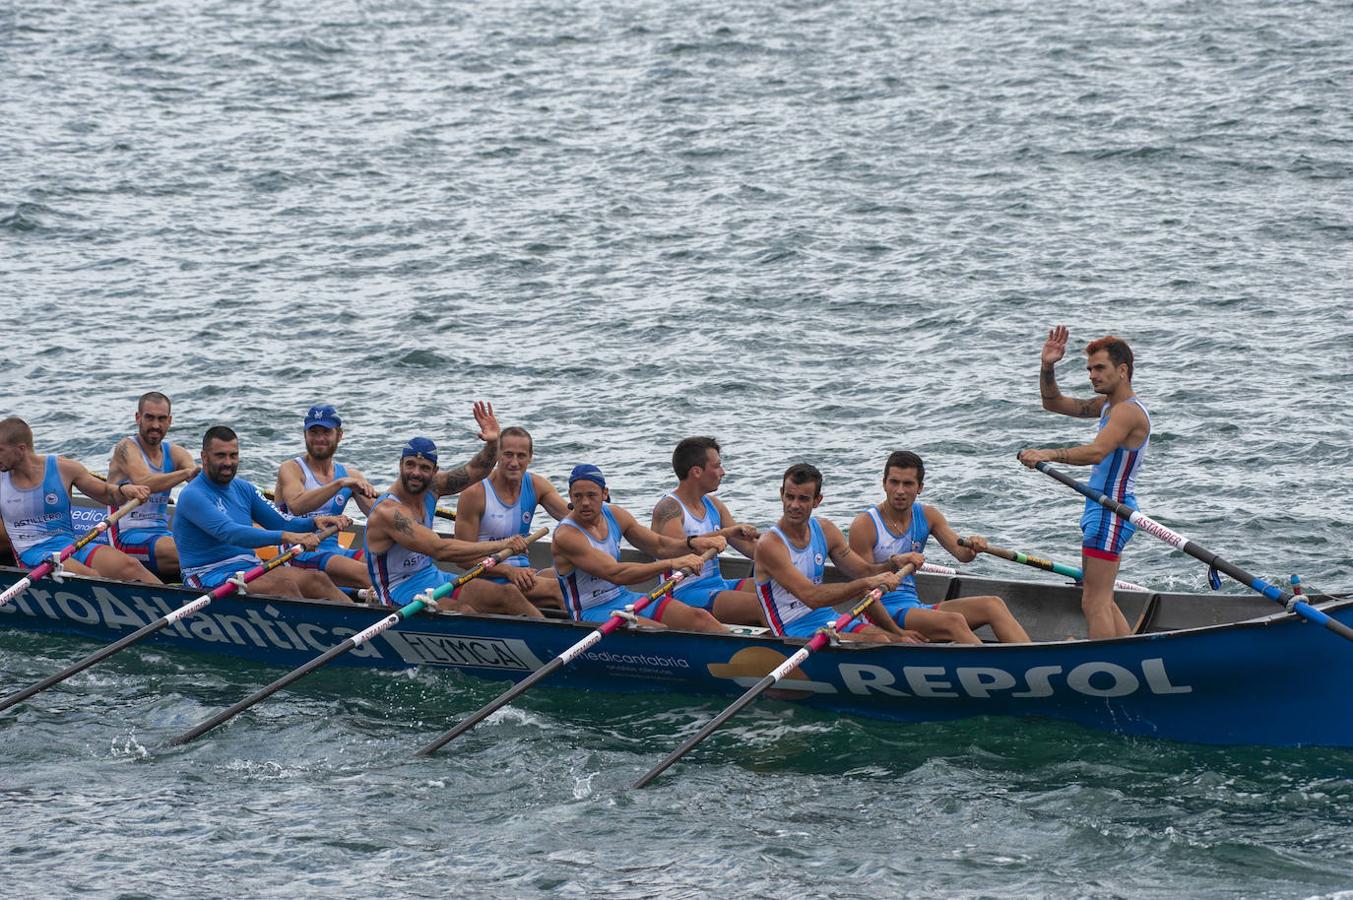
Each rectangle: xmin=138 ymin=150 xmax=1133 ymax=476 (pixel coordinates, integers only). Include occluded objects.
xmin=165 ymin=527 xmax=548 ymax=747
xmin=958 ymin=537 xmax=1149 ymax=592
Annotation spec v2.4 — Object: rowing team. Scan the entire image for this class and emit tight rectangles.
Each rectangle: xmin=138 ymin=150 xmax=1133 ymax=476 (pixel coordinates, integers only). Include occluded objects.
xmin=0 ymin=326 xmax=1148 ymax=644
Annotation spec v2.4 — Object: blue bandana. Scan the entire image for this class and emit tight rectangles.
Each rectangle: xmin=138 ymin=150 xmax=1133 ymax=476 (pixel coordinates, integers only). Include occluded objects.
xmin=401 ymin=437 xmax=438 ymax=464
xmin=568 ymin=463 xmax=606 ymax=489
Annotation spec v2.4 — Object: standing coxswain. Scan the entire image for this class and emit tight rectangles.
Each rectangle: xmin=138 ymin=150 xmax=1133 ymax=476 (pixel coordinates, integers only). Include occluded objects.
xmin=1018 ymin=326 xmax=1151 ymax=639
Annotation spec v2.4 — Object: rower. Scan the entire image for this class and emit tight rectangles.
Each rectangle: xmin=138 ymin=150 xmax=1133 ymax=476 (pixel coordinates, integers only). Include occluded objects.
xmin=848 ymin=451 xmax=1029 ymax=644
xmin=272 ymin=404 xmax=377 ymax=590
xmin=173 ymin=425 xmax=351 ymax=600
xmin=453 ymin=425 xmax=569 ymax=610
xmin=362 ymin=436 xmax=536 ymax=614
xmin=754 ymin=463 xmax=920 ymax=644
xmin=552 ymin=464 xmax=726 ymax=632
xmin=1019 ymin=326 xmax=1151 ymax=639
xmin=650 ymin=436 xmax=762 ymax=625
xmin=105 ymin=391 xmax=200 ymax=581
xmin=0 ymin=416 xmax=158 ymax=583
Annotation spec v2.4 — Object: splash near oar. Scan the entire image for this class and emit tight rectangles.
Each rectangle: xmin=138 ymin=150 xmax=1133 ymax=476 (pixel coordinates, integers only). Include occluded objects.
xmin=957 ymin=538 xmax=1149 ymax=592
xmin=166 ymin=527 xmax=549 ymax=747
xmin=0 ymin=525 xmax=339 ymax=715
xmin=633 ymin=577 xmax=901 ymax=790
xmin=1032 ymin=463 xmax=1353 ymax=643
xmin=414 ymin=547 xmax=720 ymax=758
xmin=0 ymin=497 xmax=143 ymax=609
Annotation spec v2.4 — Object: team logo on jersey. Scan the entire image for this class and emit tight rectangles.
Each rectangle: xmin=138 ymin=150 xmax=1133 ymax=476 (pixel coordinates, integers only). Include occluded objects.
xmin=814 ymin=553 xmax=824 ymax=566
xmin=521 ymin=511 xmax=532 ymax=525
xmin=44 ymin=492 xmax=59 ymax=506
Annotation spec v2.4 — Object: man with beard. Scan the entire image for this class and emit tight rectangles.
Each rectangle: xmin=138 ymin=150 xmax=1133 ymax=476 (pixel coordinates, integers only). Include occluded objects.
xmin=755 ymin=463 xmax=920 ymax=644
xmin=453 ymin=425 xmax=570 ymax=610
xmin=552 ymin=464 xmax=725 ymax=632
xmin=0 ymin=416 xmax=157 ymax=582
xmin=650 ymin=436 xmax=762 ymax=625
xmin=173 ymin=426 xmax=350 ymax=600
xmin=272 ymin=404 xmax=377 ymax=590
xmin=363 ymin=436 xmax=536 ymax=614
xmin=849 ymin=451 xmax=1029 ymax=644
xmin=105 ymin=391 xmax=200 ymax=580
xmin=1019 ymin=326 xmax=1151 ymax=639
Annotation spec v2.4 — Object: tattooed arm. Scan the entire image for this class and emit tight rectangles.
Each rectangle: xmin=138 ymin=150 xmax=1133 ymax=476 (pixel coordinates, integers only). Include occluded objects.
xmin=370 ymin=497 xmax=524 ymax=566
xmin=432 ymin=401 xmax=501 ymax=496
xmin=1038 ymin=325 xmax=1106 ymax=419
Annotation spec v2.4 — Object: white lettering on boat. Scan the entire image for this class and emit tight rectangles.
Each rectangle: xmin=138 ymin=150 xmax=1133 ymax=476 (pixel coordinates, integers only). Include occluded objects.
xmin=839 ymin=658 xmax=1193 ymax=700
xmin=382 ymin=631 xmax=545 ymax=671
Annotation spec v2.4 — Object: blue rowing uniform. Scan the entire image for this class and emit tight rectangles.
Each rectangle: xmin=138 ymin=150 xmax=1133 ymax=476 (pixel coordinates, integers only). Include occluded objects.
xmin=656 ymin=491 xmax=746 ymax=610
xmin=279 ymin=457 xmax=362 ymax=571
xmin=174 ymin=476 xmax=318 ymax=590
xmin=1082 ymin=397 xmax=1151 ymax=560
xmin=364 ymin=492 xmax=448 ymax=607
xmin=109 ymin=436 xmax=177 ymax=576
xmin=864 ymin=505 xmax=937 ymax=624
xmin=755 ymin=518 xmax=865 ymax=639
xmin=556 ymin=505 xmax=649 ymax=623
xmin=0 ymin=456 xmax=101 ymax=568
xmin=477 ymin=473 xmax=537 ymax=584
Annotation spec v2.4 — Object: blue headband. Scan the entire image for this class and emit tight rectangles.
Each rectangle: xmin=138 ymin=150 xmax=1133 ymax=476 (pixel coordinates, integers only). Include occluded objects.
xmin=401 ymin=436 xmax=438 ymax=463
xmin=568 ymin=463 xmax=606 ymax=489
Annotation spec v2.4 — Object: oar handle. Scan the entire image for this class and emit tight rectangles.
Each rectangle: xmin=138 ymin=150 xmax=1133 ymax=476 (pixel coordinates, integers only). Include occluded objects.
xmin=435 ymin=506 xmax=457 ymax=521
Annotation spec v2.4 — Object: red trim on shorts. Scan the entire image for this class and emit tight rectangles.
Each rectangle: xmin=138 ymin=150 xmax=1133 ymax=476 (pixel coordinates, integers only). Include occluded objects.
xmin=83 ymin=545 xmax=103 ymax=567
xmin=647 ymin=595 xmax=673 ymax=622
xmin=449 ymin=584 xmax=465 ymax=600
xmin=1083 ymin=547 xmax=1120 ymax=562
xmin=843 ymin=620 xmax=868 ymax=634
xmin=351 ymin=549 xmax=365 ymax=562
xmin=733 ymin=578 xmax=751 ymax=592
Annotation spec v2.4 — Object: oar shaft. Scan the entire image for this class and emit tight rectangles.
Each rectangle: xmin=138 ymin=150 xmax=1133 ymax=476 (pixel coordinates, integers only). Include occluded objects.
xmin=0 ymin=498 xmax=144 ymax=607
xmin=959 ymin=537 xmax=1149 ymax=592
xmin=633 ymin=583 xmax=891 ymax=789
xmin=167 ymin=528 xmax=549 ymax=747
xmin=1034 ymin=463 xmax=1353 ymax=643
xmin=414 ymin=547 xmax=721 ymax=757
xmin=0 ymin=527 xmax=339 ymax=715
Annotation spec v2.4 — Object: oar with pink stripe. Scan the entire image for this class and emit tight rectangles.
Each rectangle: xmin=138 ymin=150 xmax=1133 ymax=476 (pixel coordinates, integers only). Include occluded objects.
xmin=0 ymin=525 xmax=339 ymax=715
xmin=414 ymin=547 xmax=719 ymax=757
xmin=634 ymin=568 xmax=913 ymax=789
xmin=955 ymin=537 xmax=1149 ymax=592
xmin=1033 ymin=462 xmax=1353 ymax=643
xmin=166 ymin=527 xmax=550 ymax=747
xmin=0 ymin=497 xmax=144 ymax=609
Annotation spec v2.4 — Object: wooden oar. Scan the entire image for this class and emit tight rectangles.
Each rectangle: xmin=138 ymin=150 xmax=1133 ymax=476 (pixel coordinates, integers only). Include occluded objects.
xmin=262 ymin=487 xmax=456 ymax=521
xmin=0 ymin=525 xmax=339 ymax=715
xmin=957 ymin=538 xmax=1149 ymax=592
xmin=1032 ymin=462 xmax=1353 ymax=643
xmin=633 ymin=581 xmax=896 ymax=788
xmin=414 ymin=547 xmax=720 ymax=758
xmin=0 ymin=498 xmax=143 ymax=608
xmin=166 ymin=527 xmax=549 ymax=747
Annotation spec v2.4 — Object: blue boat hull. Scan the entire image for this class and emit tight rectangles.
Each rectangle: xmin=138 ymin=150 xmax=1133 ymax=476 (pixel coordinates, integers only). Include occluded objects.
xmin=4 ymin=567 xmax=1352 ymax=747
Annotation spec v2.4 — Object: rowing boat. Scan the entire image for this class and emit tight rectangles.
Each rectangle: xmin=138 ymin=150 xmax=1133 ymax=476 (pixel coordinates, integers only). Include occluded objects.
xmin=2 ymin=505 xmax=1350 ymax=748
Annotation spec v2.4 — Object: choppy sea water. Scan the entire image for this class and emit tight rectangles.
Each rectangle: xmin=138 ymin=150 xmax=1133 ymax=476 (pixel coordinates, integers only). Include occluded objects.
xmin=3 ymin=0 xmax=1352 ymax=895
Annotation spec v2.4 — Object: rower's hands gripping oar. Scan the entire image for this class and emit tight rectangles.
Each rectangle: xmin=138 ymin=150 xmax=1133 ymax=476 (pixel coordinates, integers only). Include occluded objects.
xmin=633 ymin=569 xmax=911 ymax=790
xmin=165 ymin=527 xmax=549 ymax=748
xmin=0 ymin=497 xmax=145 ymax=609
xmin=0 ymin=525 xmax=341 ymax=715
xmin=1028 ymin=461 xmax=1353 ymax=644
xmin=957 ymin=537 xmax=1149 ymax=593
xmin=263 ymin=486 xmax=456 ymax=521
xmin=414 ymin=547 xmax=721 ymax=758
